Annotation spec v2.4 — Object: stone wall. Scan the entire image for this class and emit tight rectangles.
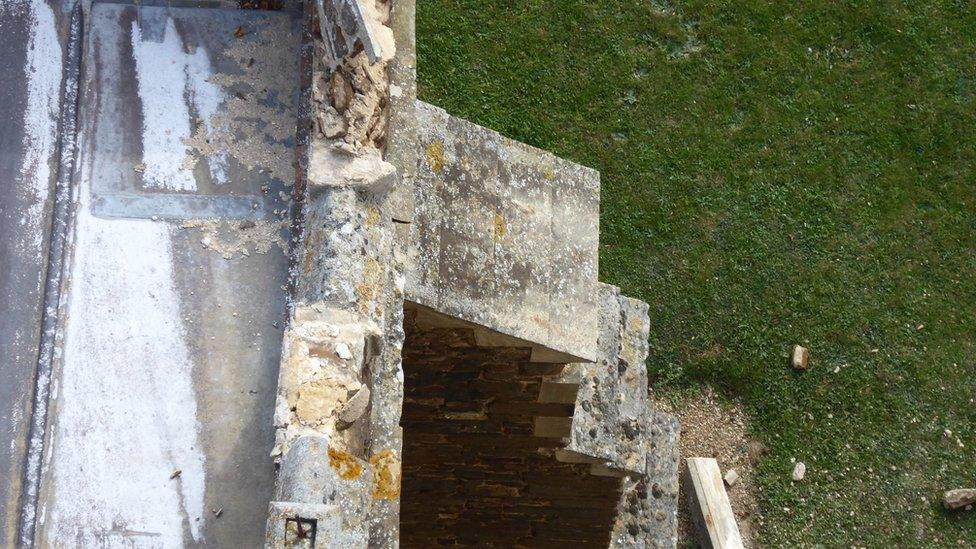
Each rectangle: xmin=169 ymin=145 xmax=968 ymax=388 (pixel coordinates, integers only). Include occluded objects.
xmin=267 ymin=0 xmax=413 ymax=545
xmin=266 ymin=2 xmax=677 ymax=547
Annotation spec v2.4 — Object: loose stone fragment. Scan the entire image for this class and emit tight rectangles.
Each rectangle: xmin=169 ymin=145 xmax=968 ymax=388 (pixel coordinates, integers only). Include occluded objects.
xmin=724 ymin=469 xmax=739 ymax=487
xmin=338 ymin=386 xmax=371 ymax=425
xmin=335 ymin=342 xmax=353 ymax=360
xmin=943 ymin=489 xmax=976 ymax=510
xmin=791 ymin=345 xmax=809 ymax=370
xmin=792 ymin=461 xmax=806 ymax=481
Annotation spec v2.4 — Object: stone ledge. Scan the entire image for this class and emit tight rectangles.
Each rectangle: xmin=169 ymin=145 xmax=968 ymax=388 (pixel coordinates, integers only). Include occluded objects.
xmin=406 ymin=101 xmax=600 ymax=362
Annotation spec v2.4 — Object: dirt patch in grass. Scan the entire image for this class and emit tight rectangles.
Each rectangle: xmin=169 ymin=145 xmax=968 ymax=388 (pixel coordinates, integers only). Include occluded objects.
xmin=657 ymin=388 xmax=761 ymax=547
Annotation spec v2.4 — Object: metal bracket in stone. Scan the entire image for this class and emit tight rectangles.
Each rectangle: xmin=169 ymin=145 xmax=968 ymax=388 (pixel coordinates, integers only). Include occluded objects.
xmin=269 ymin=436 xmax=373 ymax=547
xmin=315 ymin=0 xmax=384 ymax=65
xmin=267 ymin=501 xmax=341 ymax=548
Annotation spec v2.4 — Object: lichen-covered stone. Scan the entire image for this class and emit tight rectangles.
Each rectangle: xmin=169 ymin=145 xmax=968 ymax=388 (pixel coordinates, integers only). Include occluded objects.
xmin=270 ymin=1 xmax=407 ymax=547
xmin=268 ymin=435 xmax=374 ymax=547
xmin=408 ymin=101 xmax=600 ymax=362
xmin=563 ymin=284 xmax=650 ymax=475
xmin=610 ymin=412 xmax=680 ymax=549
xmin=270 ymin=1 xmax=678 ymax=546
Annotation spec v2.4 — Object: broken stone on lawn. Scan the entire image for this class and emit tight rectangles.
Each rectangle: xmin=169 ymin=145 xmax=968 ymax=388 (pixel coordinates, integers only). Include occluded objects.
xmin=943 ymin=489 xmax=976 ymax=510
xmin=791 ymin=345 xmax=809 ymax=370
xmin=792 ymin=461 xmax=806 ymax=481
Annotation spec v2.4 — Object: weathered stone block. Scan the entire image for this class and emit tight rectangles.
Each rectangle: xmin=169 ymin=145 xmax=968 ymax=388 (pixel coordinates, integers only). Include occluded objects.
xmin=610 ymin=412 xmax=680 ymax=548
xmin=561 ymin=284 xmax=650 ymax=475
xmin=407 ymin=102 xmax=600 ymax=362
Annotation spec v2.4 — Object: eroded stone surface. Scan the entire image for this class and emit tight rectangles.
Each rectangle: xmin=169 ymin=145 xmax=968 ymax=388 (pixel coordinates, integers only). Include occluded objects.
xmin=273 ymin=305 xmax=378 ymax=459
xmin=408 ymin=101 xmax=600 ymax=362
xmin=610 ymin=412 xmax=680 ymax=548
xmin=561 ymin=284 xmax=650 ymax=475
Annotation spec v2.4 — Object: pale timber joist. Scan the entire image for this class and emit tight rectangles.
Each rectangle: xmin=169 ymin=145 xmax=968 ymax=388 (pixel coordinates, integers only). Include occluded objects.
xmin=685 ymin=458 xmax=745 ymax=549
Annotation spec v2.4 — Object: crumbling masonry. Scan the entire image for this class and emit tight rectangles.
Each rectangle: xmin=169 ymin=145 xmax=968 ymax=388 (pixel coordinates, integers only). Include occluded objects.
xmin=0 ymin=0 xmax=678 ymax=545
xmin=266 ymin=0 xmax=680 ymax=547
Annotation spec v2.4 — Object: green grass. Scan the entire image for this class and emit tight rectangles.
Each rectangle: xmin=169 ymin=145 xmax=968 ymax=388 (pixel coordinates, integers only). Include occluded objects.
xmin=417 ymin=0 xmax=976 ymax=545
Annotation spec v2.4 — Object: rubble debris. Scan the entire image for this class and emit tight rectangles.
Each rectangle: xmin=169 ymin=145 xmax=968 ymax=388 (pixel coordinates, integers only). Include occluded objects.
xmin=310 ymin=47 xmax=391 ymax=148
xmin=943 ymin=489 xmax=976 ymax=510
xmin=169 ymin=469 xmax=182 ymax=480
xmin=724 ymin=469 xmax=739 ymax=487
xmin=792 ymin=461 xmax=806 ymax=481
xmin=791 ymin=345 xmax=809 ymax=370
xmin=183 ymin=18 xmax=297 ymax=185
xmin=182 ymin=219 xmax=287 ymax=260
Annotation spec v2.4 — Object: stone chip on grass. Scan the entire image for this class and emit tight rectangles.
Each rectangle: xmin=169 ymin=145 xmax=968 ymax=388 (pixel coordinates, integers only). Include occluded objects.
xmin=792 ymin=461 xmax=806 ymax=481
xmin=791 ymin=345 xmax=809 ymax=370
xmin=943 ymin=489 xmax=976 ymax=510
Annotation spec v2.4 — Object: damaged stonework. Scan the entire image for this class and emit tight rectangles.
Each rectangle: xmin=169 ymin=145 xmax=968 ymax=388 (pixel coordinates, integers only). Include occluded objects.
xmin=268 ymin=0 xmax=412 ymax=547
xmin=272 ymin=305 xmax=380 ymax=460
xmin=550 ymin=284 xmax=652 ymax=475
xmin=540 ymin=284 xmax=680 ymax=547
xmin=315 ymin=0 xmax=395 ymax=68
xmin=269 ymin=0 xmax=676 ymax=547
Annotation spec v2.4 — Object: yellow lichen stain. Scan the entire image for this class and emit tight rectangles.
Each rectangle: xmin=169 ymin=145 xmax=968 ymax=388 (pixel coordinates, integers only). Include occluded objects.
xmin=365 ymin=206 xmax=381 ymax=228
xmin=493 ymin=213 xmax=507 ymax=240
xmin=426 ymin=141 xmax=445 ymax=172
xmin=369 ymin=449 xmax=401 ymax=500
xmin=355 ymin=283 xmax=374 ymax=312
xmin=355 ymin=257 xmax=383 ymax=314
xmin=328 ymin=447 xmax=364 ymax=480
xmin=544 ymin=166 xmax=555 ymax=181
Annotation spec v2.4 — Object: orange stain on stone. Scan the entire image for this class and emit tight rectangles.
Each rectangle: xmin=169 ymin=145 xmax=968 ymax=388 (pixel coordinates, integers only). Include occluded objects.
xmin=370 ymin=449 xmax=401 ymax=500
xmin=328 ymin=447 xmax=363 ymax=480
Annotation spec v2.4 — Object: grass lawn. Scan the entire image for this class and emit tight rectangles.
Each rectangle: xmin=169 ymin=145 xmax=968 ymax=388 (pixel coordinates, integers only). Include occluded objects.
xmin=417 ymin=0 xmax=976 ymax=545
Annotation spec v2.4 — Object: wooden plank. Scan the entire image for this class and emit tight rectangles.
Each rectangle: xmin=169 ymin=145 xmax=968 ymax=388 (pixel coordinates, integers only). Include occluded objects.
xmin=685 ymin=457 xmax=744 ymax=549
